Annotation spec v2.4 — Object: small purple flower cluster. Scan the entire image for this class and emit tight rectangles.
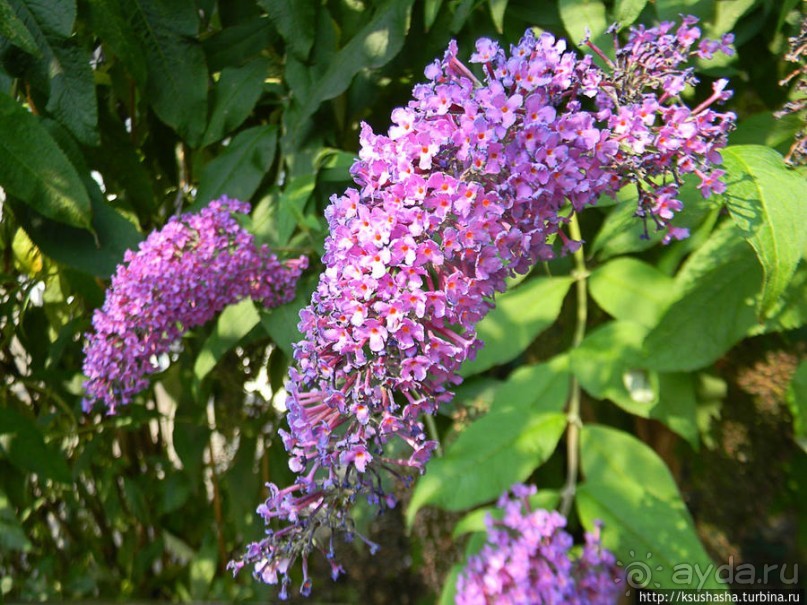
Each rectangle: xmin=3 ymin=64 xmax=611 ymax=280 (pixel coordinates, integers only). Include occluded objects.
xmin=232 ymin=19 xmax=734 ymax=598
xmin=455 ymin=484 xmax=620 ymax=605
xmin=81 ymin=197 xmax=307 ymax=414
xmin=776 ymin=16 xmax=807 ymax=165
xmin=592 ymin=16 xmax=735 ymax=239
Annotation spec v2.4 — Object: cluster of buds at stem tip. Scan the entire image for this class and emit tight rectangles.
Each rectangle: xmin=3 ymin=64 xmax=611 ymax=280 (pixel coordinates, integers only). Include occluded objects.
xmin=81 ymin=197 xmax=308 ymax=414
xmin=230 ymin=18 xmax=735 ymax=599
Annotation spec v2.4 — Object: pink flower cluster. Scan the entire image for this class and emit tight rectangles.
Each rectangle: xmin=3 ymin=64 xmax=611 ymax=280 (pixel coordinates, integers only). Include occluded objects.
xmin=455 ymin=484 xmax=620 ymax=605
xmin=81 ymin=197 xmax=307 ymax=414
xmin=231 ymin=19 xmax=734 ymax=598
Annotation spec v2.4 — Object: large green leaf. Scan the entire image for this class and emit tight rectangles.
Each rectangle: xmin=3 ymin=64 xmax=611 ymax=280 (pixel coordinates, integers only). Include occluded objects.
xmin=258 ymin=0 xmax=315 ymax=61
xmin=655 ymin=0 xmax=713 ymax=23
xmin=194 ymin=125 xmax=278 ymax=208
xmin=202 ymin=56 xmax=269 ymax=146
xmin=558 ymin=0 xmax=608 ymax=51
xmin=642 ymin=222 xmax=761 ymax=372
xmin=85 ymin=0 xmax=147 ymax=84
xmin=0 ymin=93 xmax=91 ymax=229
xmin=194 ymin=298 xmax=261 ymax=382
xmin=424 ymin=0 xmax=444 ymax=31
xmin=123 ymin=0 xmax=208 ymax=146
xmin=721 ymin=145 xmax=807 ymax=318
xmin=730 ymin=112 xmax=803 ymax=158
xmin=259 ymin=273 xmax=317 ymax=358
xmin=407 ymin=360 xmax=568 ymax=525
xmin=9 ymin=0 xmax=97 ymax=145
xmin=571 ymin=322 xmax=698 ymax=446
xmin=202 ymin=16 xmax=274 ymax=72
xmin=577 ymin=425 xmax=723 ymax=590
xmin=0 ymin=0 xmax=38 ymax=55
xmin=12 ymin=0 xmax=75 ymax=37
xmin=709 ymin=0 xmax=758 ymax=38
xmin=589 ymin=258 xmax=678 ymax=329
xmin=488 ymin=0 xmax=508 ymax=33
xmin=12 ymin=118 xmax=142 ymax=276
xmin=285 ymin=0 xmax=414 ymax=149
xmin=252 ymin=174 xmax=316 ymax=249
xmin=460 ymin=276 xmax=573 ymax=376
xmin=0 ymin=407 xmax=72 ymax=483
xmin=613 ymin=0 xmax=648 ymax=27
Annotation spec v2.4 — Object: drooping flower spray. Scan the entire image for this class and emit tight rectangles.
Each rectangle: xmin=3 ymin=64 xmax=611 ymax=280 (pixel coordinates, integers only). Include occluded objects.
xmin=231 ymin=19 xmax=735 ymax=598
xmin=82 ymin=197 xmax=307 ymax=413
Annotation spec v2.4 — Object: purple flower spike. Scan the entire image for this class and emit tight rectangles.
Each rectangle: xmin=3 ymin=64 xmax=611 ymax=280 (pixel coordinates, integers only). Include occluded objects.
xmin=455 ymin=484 xmax=621 ymax=605
xmin=81 ymin=197 xmax=308 ymax=413
xmin=233 ymin=19 xmax=734 ymax=598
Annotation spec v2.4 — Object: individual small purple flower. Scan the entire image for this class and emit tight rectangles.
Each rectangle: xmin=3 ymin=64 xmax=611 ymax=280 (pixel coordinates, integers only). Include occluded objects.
xmin=81 ymin=197 xmax=307 ymax=413
xmin=455 ymin=484 xmax=621 ymax=605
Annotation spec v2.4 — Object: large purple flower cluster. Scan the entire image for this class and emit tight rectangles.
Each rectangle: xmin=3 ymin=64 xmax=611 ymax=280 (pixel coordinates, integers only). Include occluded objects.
xmin=455 ymin=484 xmax=620 ymax=605
xmin=82 ymin=197 xmax=307 ymax=413
xmin=231 ymin=20 xmax=734 ymax=598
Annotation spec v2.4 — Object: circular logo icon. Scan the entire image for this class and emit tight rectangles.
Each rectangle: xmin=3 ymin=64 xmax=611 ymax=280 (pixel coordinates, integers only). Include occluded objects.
xmin=614 ymin=550 xmax=664 ymax=596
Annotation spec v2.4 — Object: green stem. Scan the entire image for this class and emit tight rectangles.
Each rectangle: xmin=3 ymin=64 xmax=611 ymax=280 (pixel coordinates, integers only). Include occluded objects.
xmin=424 ymin=413 xmax=443 ymax=457
xmin=560 ymin=214 xmax=588 ymax=517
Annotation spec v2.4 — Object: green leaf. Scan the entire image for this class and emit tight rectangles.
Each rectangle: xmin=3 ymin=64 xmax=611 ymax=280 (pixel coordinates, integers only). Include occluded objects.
xmin=0 ymin=487 xmax=31 ymax=553
xmin=709 ymin=0 xmax=758 ymax=38
xmin=572 ymin=322 xmax=699 ymax=446
xmin=424 ymin=0 xmax=443 ymax=31
xmin=124 ymin=0 xmax=208 ymax=146
xmin=252 ymin=174 xmax=316 ymax=249
xmin=258 ymin=0 xmax=315 ymax=61
xmin=202 ymin=16 xmax=274 ymax=73
xmin=613 ymin=0 xmax=648 ymax=27
xmin=85 ymin=0 xmax=147 ymax=84
xmin=460 ymin=276 xmax=573 ymax=376
xmin=194 ymin=298 xmax=261 ymax=382
xmin=259 ymin=273 xmax=317 ymax=358
xmin=0 ymin=0 xmax=39 ymax=55
xmin=0 ymin=93 xmax=91 ymax=229
xmin=0 ymin=407 xmax=71 ymax=483
xmin=787 ymin=361 xmax=807 ymax=453
xmin=11 ymin=119 xmax=143 ymax=276
xmin=488 ymin=0 xmax=508 ymax=33
xmin=285 ymin=0 xmax=414 ymax=150
xmin=407 ymin=360 xmax=568 ymax=525
xmin=438 ymin=564 xmax=463 ymax=605
xmin=655 ymin=0 xmax=714 ymax=23
xmin=558 ymin=0 xmax=608 ymax=50
xmin=577 ymin=425 xmax=723 ymax=590
xmin=9 ymin=0 xmax=98 ymax=144
xmin=642 ymin=222 xmax=762 ymax=372
xmin=194 ymin=125 xmax=278 ymax=208
xmin=722 ymin=145 xmax=807 ymax=318
xmin=202 ymin=56 xmax=269 ymax=146
xmin=756 ymin=263 xmax=807 ymax=334
xmin=730 ymin=112 xmax=803 ymax=158
xmin=190 ymin=532 xmax=217 ymax=599
xmin=12 ymin=0 xmax=75 ymax=38
xmin=44 ymin=39 xmax=100 ymax=146
xmin=589 ymin=258 xmax=678 ymax=329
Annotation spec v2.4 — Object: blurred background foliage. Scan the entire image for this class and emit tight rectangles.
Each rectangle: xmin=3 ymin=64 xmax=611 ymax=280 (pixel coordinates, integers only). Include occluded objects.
xmin=0 ymin=0 xmax=805 ymax=603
